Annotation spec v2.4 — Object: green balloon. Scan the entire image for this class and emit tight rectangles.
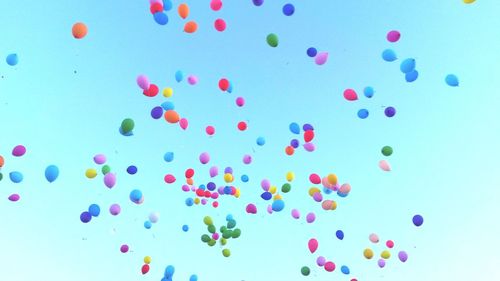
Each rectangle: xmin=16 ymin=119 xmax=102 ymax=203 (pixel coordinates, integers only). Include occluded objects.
xmin=220 ymin=238 xmax=227 ymax=245
xmin=301 ymin=266 xmax=310 ymax=276
xmin=0 ymin=172 xmax=3 ymax=181
xmin=266 ymin=33 xmax=279 ymax=47
xmin=101 ymin=165 xmax=111 ymax=175
xmin=208 ymin=239 xmax=216 ymax=247
xmin=222 ymin=248 xmax=231 ymax=257
xmin=231 ymin=228 xmax=241 ymax=239
xmin=203 ymin=216 xmax=213 ymax=226
xmin=381 ymin=146 xmax=393 ymax=156
xmin=281 ymin=183 xmax=291 ymax=193
xmin=220 ymin=226 xmax=227 ymax=233
xmin=207 ymin=224 xmax=216 ymax=234
xmin=226 ymin=219 xmax=236 ymax=229
xmin=121 ymin=118 xmax=135 ymax=134
xmin=201 ymin=234 xmax=211 ymax=243
xmin=222 ymin=230 xmax=233 ymax=239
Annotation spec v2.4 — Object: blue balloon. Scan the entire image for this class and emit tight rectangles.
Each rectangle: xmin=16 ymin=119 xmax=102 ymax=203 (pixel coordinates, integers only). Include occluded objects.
xmin=45 ymin=165 xmax=59 ymax=183
xmin=161 ymin=101 xmax=175 ymax=111
xmin=357 ymin=109 xmax=369 ymax=119
xmin=9 ymin=171 xmax=23 ymax=183
xmin=175 ymin=70 xmax=184 ymax=82
xmin=88 ymin=204 xmax=101 ymax=217
xmin=256 ymin=136 xmax=266 ymax=146
xmin=272 ymin=199 xmax=285 ymax=212
xmin=223 ymin=186 xmax=232 ymax=194
xmin=144 ymin=220 xmax=152 ymax=229
xmin=151 ymin=106 xmax=163 ymax=119
xmin=252 ymin=0 xmax=264 ymax=6
xmin=445 ymin=74 xmax=459 ymax=87
xmin=163 ymin=0 xmax=173 ymax=11
xmin=182 ymin=224 xmax=189 ymax=232
xmin=129 ymin=189 xmax=143 ymax=203
xmin=382 ymin=49 xmax=397 ymax=62
xmin=126 ymin=165 xmax=138 ymax=175
xmin=164 ymin=152 xmax=174 ymax=162
xmin=336 ymin=230 xmax=344 ymax=240
xmin=226 ymin=214 xmax=234 ymax=221
xmin=80 ymin=211 xmax=92 ymax=223
xmin=282 ymin=4 xmax=295 ymax=16
xmin=241 ymin=174 xmax=249 ymax=182
xmin=337 ymin=191 xmax=348 ymax=198
xmin=306 ymin=47 xmax=317 ymax=58
xmin=412 ymin=214 xmax=424 ymax=227
xmin=400 ymin=58 xmax=416 ymax=73
xmin=227 ymin=82 xmax=233 ymax=93
xmin=190 ymin=274 xmax=198 ymax=281
xmin=290 ymin=139 xmax=299 ymax=148
xmin=323 ymin=187 xmax=333 ymax=194
xmin=341 ymin=265 xmax=350 ymax=274
xmin=185 ymin=197 xmax=194 ymax=206
xmin=405 ymin=69 xmax=419 ymax=82
xmin=164 ymin=265 xmax=175 ymax=278
xmin=363 ymin=86 xmax=374 ymax=98
xmin=261 ymin=192 xmax=272 ymax=200
xmin=119 ymin=127 xmax=133 ymax=137
xmin=206 ymin=182 xmax=216 ymax=191
xmin=303 ymin=124 xmax=314 ymax=131
xmin=289 ymin=122 xmax=300 ymax=134
xmin=154 ymin=12 xmax=169 ymax=25
xmin=6 ymin=53 xmax=18 ymax=66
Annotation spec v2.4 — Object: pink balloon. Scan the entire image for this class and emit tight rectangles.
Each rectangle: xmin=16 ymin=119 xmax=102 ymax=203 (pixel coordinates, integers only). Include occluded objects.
xmin=214 ymin=18 xmax=226 ymax=32
xmin=212 ymin=232 xmax=219 ymax=239
xmin=379 ymin=160 xmax=391 ymax=171
xmin=181 ymin=185 xmax=190 ymax=192
xmin=120 ymin=244 xmax=129 ymax=253
xmin=321 ymin=200 xmax=333 ymax=210
xmin=136 ymin=75 xmax=150 ymax=90
xmin=260 ymin=179 xmax=271 ymax=191
xmin=306 ymin=212 xmax=316 ymax=223
xmin=187 ymin=75 xmax=198 ymax=85
xmin=8 ymin=193 xmax=20 ymax=202
xmin=12 ymin=145 xmax=26 ymax=157
xmin=303 ymin=142 xmax=316 ymax=152
xmin=199 ymin=152 xmax=210 ymax=164
xmin=93 ymin=154 xmax=106 ymax=165
xmin=339 ymin=183 xmax=351 ymax=194
xmin=315 ymin=52 xmax=329 ymax=65
xmin=206 ymin=126 xmax=215 ymax=135
xmin=387 ymin=30 xmax=401 ymax=43
xmin=316 ymin=256 xmax=326 ymax=266
xmin=322 ymin=177 xmax=334 ymax=189
xmin=179 ymin=118 xmax=188 ymax=130
xmin=210 ymin=0 xmax=222 ymax=11
xmin=308 ymin=238 xmax=318 ymax=253
xmin=324 ymin=261 xmax=336 ymax=272
xmin=104 ymin=173 xmax=116 ymax=188
xmin=267 ymin=204 xmax=273 ymax=214
xmin=235 ymin=97 xmax=245 ymax=107
xmin=164 ymin=174 xmax=176 ymax=184
xmin=369 ymin=233 xmax=380 ymax=243
xmin=242 ymin=154 xmax=252 ymax=164
xmin=209 ymin=166 xmax=218 ymax=177
xmin=291 ymin=209 xmax=300 ymax=219
xmin=309 ymin=173 xmax=321 ymax=184
xmin=109 ymin=204 xmax=121 ymax=215
xmin=150 ymin=0 xmax=162 ymax=4
xmin=343 ymin=89 xmax=358 ymax=101
xmin=246 ymin=203 xmax=257 ymax=214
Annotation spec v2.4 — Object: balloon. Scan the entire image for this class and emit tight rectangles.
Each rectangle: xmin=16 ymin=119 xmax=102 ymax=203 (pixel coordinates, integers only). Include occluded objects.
xmin=384 ymin=106 xmax=396 ymax=117
xmin=143 ymin=84 xmax=159 ymax=97
xmin=242 ymin=154 xmax=252 ymax=164
xmin=120 ymin=244 xmax=129 ymax=253
xmin=9 ymin=171 xmax=23 ymax=183
xmin=141 ymin=264 xmax=150 ymax=275
xmin=104 ymin=173 xmax=116 ymax=188
xmin=136 ymin=75 xmax=150 ymax=90
xmin=164 ymin=174 xmax=176 ymax=184
xmin=161 ymin=101 xmax=175 ymax=111
xmin=148 ymin=212 xmax=160 ymax=223
xmin=163 ymin=0 xmax=173 ymax=10
xmin=252 ymin=0 xmax=264 ymax=6
xmin=306 ymin=212 xmax=316 ymax=223
xmin=164 ymin=152 xmax=174 ymax=163
xmin=184 ymin=21 xmax=198 ymax=33
xmin=222 ymin=248 xmax=231 ymax=257
xmin=179 ymin=118 xmax=188 ymax=130
xmin=43 ymin=165 xmax=59 ymax=183
xmin=209 ymin=166 xmax=218 ymax=177
xmin=363 ymin=248 xmax=374 ymax=259
xmin=381 ymin=250 xmax=391 ymax=259
xmin=398 ymin=251 xmax=408 ymax=262
xmin=6 ymin=54 xmax=18 ymax=66
xmin=178 ymin=3 xmax=189 ymax=19
xmin=182 ymin=224 xmax=189 ymax=232
xmin=210 ymin=0 xmax=222 ymax=11
xmin=286 ymin=171 xmax=295 ymax=182
xmin=12 ymin=145 xmax=26 ymax=157
xmin=266 ymin=33 xmax=279 ymax=47
xmin=109 ymin=204 xmax=121 ymax=215
xmin=154 ymin=12 xmax=169 ymax=25
xmin=324 ymin=261 xmax=336 ymax=272
xmin=378 ymin=159 xmax=391 ymax=172
xmin=256 ymin=136 xmax=266 ymax=146
xmin=189 ymin=274 xmax=198 ymax=281
xmin=386 ymin=240 xmax=395 ymax=248
xmin=149 ymin=106 xmax=162 ymax=119
xmin=8 ymin=193 xmax=20 ymax=202
xmin=364 ymin=86 xmax=375 ymax=98
xmin=378 ymin=259 xmax=386 ymax=268
xmin=0 ymin=155 xmax=4 ymax=167
xmin=282 ymin=3 xmax=295 ymax=16
xmin=164 ymin=265 xmax=175 ymax=278
xmin=121 ymin=118 xmax=135 ymax=134
xmin=281 ymin=183 xmax=291 ymax=193
xmin=357 ymin=109 xmax=369 ymax=119
xmin=303 ymin=142 xmax=315 ymax=152
xmin=387 ymin=30 xmax=401 ymax=42
xmin=308 ymin=238 xmax=318 ymax=253
xmin=80 ymin=211 xmax=92 ymax=223
xmin=164 ymin=110 xmax=180 ymax=123
xmin=412 ymin=214 xmax=424 ymax=226
xmin=175 ymin=70 xmax=184 ymax=82
xmin=214 ymin=18 xmax=226 ymax=31
xmin=235 ymin=97 xmax=245 ymax=107
xmin=272 ymin=199 xmax=285 ymax=211
xmin=199 ymin=152 xmax=210 ymax=164
xmin=315 ymin=52 xmax=329 ymax=65
xmin=339 ymin=183 xmax=351 ymax=194
xmin=316 ymin=256 xmax=326 ymax=266
xmin=219 ymin=78 xmax=229 ymax=91
xmin=291 ymin=209 xmax=300 ymax=219
xmin=336 ymin=230 xmax=344 ymax=240
xmin=309 ymin=173 xmax=321 ymax=184
xmin=72 ymin=22 xmax=88 ymax=39
xmin=306 ymin=47 xmax=317 ymax=57
xmin=88 ymin=204 xmax=100 ymax=217
xmin=463 ymin=0 xmax=476 ymax=3
xmin=405 ymin=70 xmax=419 ymax=82
xmin=187 ymin=75 xmax=198 ymax=85
xmin=301 ymin=266 xmax=310 ymax=276
xmin=246 ymin=203 xmax=257 ymax=214
xmin=400 ymin=58 xmax=416 ymax=73
xmin=237 ymin=121 xmax=247 ymax=131
xmin=445 ymin=74 xmax=459 ymax=87
xmin=289 ymin=122 xmax=300 ymax=134
xmin=369 ymin=233 xmax=380 ymax=243
xmin=130 ymin=189 xmax=143 ymax=204
xmin=343 ymin=89 xmax=358 ymax=101
xmin=382 ymin=49 xmax=397 ymax=62
xmin=150 ymin=2 xmax=163 ymax=13
xmin=341 ymin=265 xmax=350 ymax=274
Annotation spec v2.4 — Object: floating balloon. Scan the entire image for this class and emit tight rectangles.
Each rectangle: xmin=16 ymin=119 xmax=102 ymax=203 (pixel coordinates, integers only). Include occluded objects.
xmin=324 ymin=261 xmax=336 ymax=272
xmin=405 ymin=70 xmax=419 ymax=82
xmin=85 ymin=168 xmax=97 ymax=178
xmin=266 ymin=33 xmax=279 ymax=47
xmin=175 ymin=70 xmax=184 ymax=82
xmin=6 ymin=54 xmax=18 ymax=66
xmin=222 ymin=248 xmax=231 ymax=257
xmin=242 ymin=154 xmax=252 ymax=164
xmin=381 ymin=250 xmax=391 ymax=259
xmin=130 ymin=189 xmax=143 ymax=204
xmin=121 ymin=118 xmax=135 ymax=134
xmin=104 ymin=173 xmax=116 ymax=188
xmin=364 ymin=86 xmax=375 ymax=98
xmin=386 ymin=240 xmax=395 ymax=248
xmin=307 ymin=47 xmax=317 ymax=57
xmin=199 ymin=152 xmax=210 ymax=164
xmin=109 ymin=204 xmax=121 ymax=215
xmin=210 ymin=0 xmax=222 ymax=11
xmin=237 ymin=121 xmax=247 ymax=131
xmin=80 ymin=211 xmax=92 ymax=223
xmin=235 ymin=97 xmax=245 ymax=107
xmin=184 ymin=21 xmax=198 ymax=33
xmin=378 ymin=259 xmax=386 ymax=268
xmin=357 ymin=109 xmax=369 ymax=119
xmin=387 ymin=30 xmax=401 ymax=42
xmin=315 ymin=52 xmax=329 ymax=65
xmin=246 ymin=203 xmax=257 ymax=214
xmin=163 ymin=0 xmax=173 ymax=10
xmin=154 ymin=12 xmax=169 ymax=25
xmin=382 ymin=49 xmax=397 ymax=62
xmin=219 ymin=78 xmax=229 ymax=91
xmin=384 ymin=106 xmax=396 ymax=117
xmin=308 ymin=238 xmax=318 ymax=253
xmin=178 ymin=3 xmax=189 ymax=19
xmin=463 ymin=0 xmax=476 ymax=3
xmin=190 ymin=274 xmax=198 ymax=281
xmin=164 ymin=174 xmax=176 ymax=184
xmin=164 ymin=110 xmax=180 ymax=123
xmin=88 ymin=204 xmax=100 ymax=217
xmin=289 ymin=122 xmax=300 ymax=134
xmin=413 ymin=214 xmax=424 ymax=226
xmin=141 ymin=264 xmax=150 ymax=275
xmin=151 ymin=106 xmax=163 ymax=119
xmin=120 ymin=244 xmax=129 ymax=253
xmin=301 ymin=266 xmax=310 ymax=276
xmin=205 ymin=126 xmax=215 ymax=136
xmin=187 ymin=75 xmax=198 ymax=85
xmin=398 ymin=251 xmax=408 ymax=262
xmin=282 ymin=3 xmax=295 ymax=16
xmin=150 ymin=2 xmax=163 ymax=13
xmin=149 ymin=212 xmax=160 ymax=223
xmin=306 ymin=212 xmax=316 ymax=223
xmin=179 ymin=118 xmax=188 ymax=130
xmin=303 ymin=142 xmax=316 ymax=152
xmin=343 ymin=89 xmax=358 ymax=101
xmin=45 ymin=165 xmax=59 ymax=183
xmin=164 ymin=265 xmax=175 ymax=278
xmin=136 ymin=75 xmax=150 ymax=90
xmin=209 ymin=166 xmax=218 ymax=177
xmin=445 ymin=74 xmax=459 ymax=87
xmin=341 ymin=265 xmax=350 ymax=274
xmin=143 ymin=84 xmax=159 ymax=97
xmin=8 ymin=193 xmax=20 ymax=202
xmin=379 ymin=160 xmax=391 ymax=171
xmin=72 ymin=22 xmax=88 ymax=39
xmin=252 ymin=0 xmax=264 ymax=6
xmin=214 ymin=18 xmax=226 ymax=31
xmin=363 ymin=248 xmax=374 ymax=259
xmin=0 ymin=155 xmax=4 ymax=168
xmin=400 ymin=58 xmax=416 ymax=73
xmin=12 ymin=145 xmax=26 ymax=157
xmin=272 ymin=199 xmax=285 ymax=211
xmin=9 ymin=171 xmax=23 ymax=183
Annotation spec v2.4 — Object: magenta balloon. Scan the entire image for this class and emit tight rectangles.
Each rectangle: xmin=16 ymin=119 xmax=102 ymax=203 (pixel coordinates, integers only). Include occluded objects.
xmin=136 ymin=75 xmax=150 ymax=90
xmin=109 ymin=204 xmax=121 ymax=215
xmin=199 ymin=152 xmax=210 ymax=164
xmin=312 ymin=192 xmax=323 ymax=202
xmin=246 ymin=203 xmax=257 ymax=214
xmin=303 ymin=142 xmax=316 ymax=152
xmin=93 ymin=154 xmax=106 ymax=165
xmin=291 ymin=209 xmax=300 ymax=219
xmin=306 ymin=212 xmax=316 ymax=223
xmin=12 ymin=145 xmax=26 ymax=157
xmin=8 ymin=193 xmax=20 ymax=202
xmin=315 ymin=52 xmax=329 ymax=65
xmin=179 ymin=118 xmax=188 ymax=130
xmin=308 ymin=238 xmax=318 ymax=253
xmin=104 ymin=173 xmax=116 ymax=188
xmin=242 ymin=154 xmax=252 ymax=164
xmin=209 ymin=166 xmax=219 ymax=177
xmin=187 ymin=75 xmax=198 ymax=85
xmin=267 ymin=204 xmax=273 ymax=214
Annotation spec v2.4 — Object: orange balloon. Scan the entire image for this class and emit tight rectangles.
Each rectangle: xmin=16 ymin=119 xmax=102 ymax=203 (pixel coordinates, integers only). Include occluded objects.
xmin=178 ymin=3 xmax=190 ymax=19
xmin=184 ymin=21 xmax=198 ymax=33
xmin=164 ymin=110 xmax=180 ymax=123
xmin=0 ymin=155 xmax=4 ymax=168
xmin=285 ymin=146 xmax=294 ymax=156
xmin=186 ymin=178 xmax=194 ymax=185
xmin=72 ymin=22 xmax=88 ymax=39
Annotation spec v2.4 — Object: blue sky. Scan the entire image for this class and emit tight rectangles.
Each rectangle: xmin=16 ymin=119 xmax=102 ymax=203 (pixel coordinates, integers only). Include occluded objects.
xmin=1 ymin=1 xmax=499 ymax=280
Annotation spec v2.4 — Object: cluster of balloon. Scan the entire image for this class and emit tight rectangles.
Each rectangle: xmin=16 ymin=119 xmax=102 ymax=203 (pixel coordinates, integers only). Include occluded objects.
xmin=306 ymin=47 xmax=329 ymax=66
xmin=80 ymin=204 xmax=101 ymax=223
xmin=71 ymin=22 xmax=88 ymax=39
xmin=149 ymin=0 xmax=172 ymax=26
xmin=286 ymin=123 xmax=316 ymax=155
xmin=342 ymin=87 xmax=378 ymax=119
xmin=1 ymin=145 xmax=27 ymax=188
xmin=160 ymin=265 xmax=197 ymax=281
xmin=85 ymin=154 xmax=117 ymax=189
xmin=210 ymin=1 xmax=226 ymax=32
xmin=254 ymin=172 xmax=295 ymax=215
xmin=363 ymin=233 xmax=409 ymax=267
xmin=200 ymin=215 xmax=241 ymax=257
xmin=5 ymin=53 xmax=18 ymax=66
xmin=144 ymin=211 xmax=160 ymax=229
xmin=400 ymin=58 xmax=419 ymax=83
xmin=306 ymin=172 xmax=350 ymax=215
xmin=306 ymin=238 xmax=353 ymax=275
xmin=141 ymin=256 xmax=151 ymax=275
xmin=379 ymin=145 xmax=393 ymax=172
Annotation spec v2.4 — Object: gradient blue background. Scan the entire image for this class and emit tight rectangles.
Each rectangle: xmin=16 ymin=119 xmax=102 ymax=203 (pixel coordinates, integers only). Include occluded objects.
xmin=1 ymin=1 xmax=499 ymax=280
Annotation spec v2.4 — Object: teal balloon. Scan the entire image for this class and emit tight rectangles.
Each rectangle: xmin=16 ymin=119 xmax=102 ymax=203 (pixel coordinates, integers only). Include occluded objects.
xmin=445 ymin=74 xmax=459 ymax=87
xmin=9 ymin=171 xmax=23 ymax=183
xmin=400 ymin=58 xmax=416 ymax=73
xmin=175 ymin=70 xmax=184 ymax=82
xmin=45 ymin=165 xmax=59 ymax=183
xmin=405 ymin=70 xmax=419 ymax=82
xmin=6 ymin=53 xmax=18 ymax=66
xmin=382 ymin=49 xmax=397 ymax=62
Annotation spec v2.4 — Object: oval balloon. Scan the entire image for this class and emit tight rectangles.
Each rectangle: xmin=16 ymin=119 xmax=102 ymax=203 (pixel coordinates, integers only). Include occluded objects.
xmin=315 ymin=52 xmax=329 ymax=65
xmin=45 ymin=165 xmax=59 ymax=183
xmin=382 ymin=49 xmax=397 ymax=62
xmin=445 ymin=74 xmax=459 ymax=87
xmin=184 ymin=21 xmax=198 ymax=33
xmin=308 ymin=238 xmax=318 ymax=253
xmin=266 ymin=33 xmax=279 ymax=47
xmin=72 ymin=22 xmax=88 ymax=39
xmin=178 ymin=3 xmax=189 ymax=19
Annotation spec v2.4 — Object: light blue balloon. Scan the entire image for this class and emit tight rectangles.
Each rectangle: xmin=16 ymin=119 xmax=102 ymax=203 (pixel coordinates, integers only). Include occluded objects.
xmin=164 ymin=152 xmax=174 ymax=162
xmin=129 ymin=189 xmax=143 ymax=203
xmin=341 ymin=265 xmax=350 ymax=274
xmin=272 ymin=199 xmax=285 ymax=212
xmin=161 ymin=101 xmax=175 ymax=111
xmin=405 ymin=69 xmax=419 ymax=82
xmin=381 ymin=49 xmax=397 ymax=62
xmin=226 ymin=214 xmax=234 ymax=221
xmin=227 ymin=82 xmax=233 ymax=93
xmin=363 ymin=86 xmax=374 ymax=98
xmin=6 ymin=53 xmax=18 ymax=66
xmin=445 ymin=74 xmax=459 ymax=87
xmin=45 ymin=165 xmax=59 ymax=183
xmin=289 ymin=122 xmax=300 ymax=134
xmin=400 ymin=58 xmax=416 ymax=73
xmin=9 ymin=171 xmax=23 ymax=183
xmin=357 ymin=109 xmax=369 ymax=119
xmin=241 ymin=174 xmax=249 ymax=182
xmin=175 ymin=70 xmax=184 ymax=82
xmin=88 ymin=204 xmax=101 ymax=217
xmin=256 ymin=136 xmax=266 ymax=146
xmin=164 ymin=265 xmax=175 ymax=278
xmin=153 ymin=12 xmax=169 ymax=25
xmin=189 ymin=274 xmax=198 ymax=281
xmin=323 ymin=187 xmax=333 ymax=194
xmin=144 ymin=220 xmax=152 ymax=229
xmin=163 ymin=0 xmax=173 ymax=11
xmin=182 ymin=224 xmax=189 ymax=232
xmin=185 ymin=197 xmax=194 ymax=206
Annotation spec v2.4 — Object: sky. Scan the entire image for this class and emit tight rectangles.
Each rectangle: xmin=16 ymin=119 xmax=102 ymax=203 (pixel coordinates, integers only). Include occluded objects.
xmin=1 ymin=1 xmax=500 ymax=280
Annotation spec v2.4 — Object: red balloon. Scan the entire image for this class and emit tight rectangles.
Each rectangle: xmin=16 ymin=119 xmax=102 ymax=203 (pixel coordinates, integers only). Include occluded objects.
xmin=212 ymin=201 xmax=219 ymax=208
xmin=237 ymin=121 xmax=247 ymax=131
xmin=141 ymin=264 xmax=150 ymax=274
xmin=143 ymin=84 xmax=159 ymax=97
xmin=196 ymin=189 xmax=205 ymax=197
xmin=304 ymin=130 xmax=314 ymax=142
xmin=150 ymin=3 xmax=163 ymax=14
xmin=185 ymin=168 xmax=195 ymax=178
xmin=219 ymin=78 xmax=229 ymax=91
xmin=204 ymin=190 xmax=212 ymax=198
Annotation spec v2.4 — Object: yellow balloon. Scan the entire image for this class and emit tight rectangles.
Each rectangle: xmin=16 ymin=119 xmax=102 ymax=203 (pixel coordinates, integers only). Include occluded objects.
xmin=364 ymin=248 xmax=374 ymax=259
xmin=273 ymin=194 xmax=283 ymax=200
xmin=463 ymin=0 xmax=475 ymax=3
xmin=144 ymin=256 xmax=152 ymax=264
xmin=308 ymin=187 xmax=321 ymax=196
xmin=194 ymin=197 xmax=200 ymax=204
xmin=330 ymin=200 xmax=337 ymax=210
xmin=327 ymin=173 xmax=338 ymax=185
xmin=85 ymin=168 xmax=97 ymax=179
xmin=381 ymin=250 xmax=391 ymax=259
xmin=269 ymin=185 xmax=277 ymax=194
xmin=163 ymin=87 xmax=173 ymax=97
xmin=235 ymin=189 xmax=241 ymax=198
xmin=223 ymin=173 xmax=233 ymax=183
xmin=286 ymin=171 xmax=295 ymax=182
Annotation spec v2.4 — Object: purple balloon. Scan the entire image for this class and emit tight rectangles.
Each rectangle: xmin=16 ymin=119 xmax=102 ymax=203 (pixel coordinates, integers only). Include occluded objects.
xmin=93 ymin=154 xmax=106 ymax=165
xmin=224 ymin=167 xmax=233 ymax=174
xmin=103 ymin=173 xmax=116 ymax=188
xmin=384 ymin=106 xmax=396 ymax=117
xmin=109 ymin=204 xmax=121 ymax=216
xmin=303 ymin=142 xmax=316 ymax=152
xmin=12 ymin=145 xmax=26 ymax=157
xmin=290 ymin=139 xmax=299 ymax=148
xmin=242 ymin=154 xmax=252 ymax=164
xmin=378 ymin=259 xmax=386 ymax=268
xmin=306 ymin=212 xmax=316 ymax=223
xmin=316 ymin=256 xmax=326 ymax=266
xmin=209 ymin=166 xmax=219 ymax=177
xmin=302 ymin=124 xmax=314 ymax=131
xmin=151 ymin=106 xmax=163 ymax=119
xmin=199 ymin=152 xmax=210 ymax=164
xmin=398 ymin=251 xmax=408 ymax=262
xmin=312 ymin=192 xmax=323 ymax=202
xmin=252 ymin=0 xmax=264 ymax=6
xmin=80 ymin=211 xmax=92 ymax=223
xmin=8 ymin=193 xmax=20 ymax=202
